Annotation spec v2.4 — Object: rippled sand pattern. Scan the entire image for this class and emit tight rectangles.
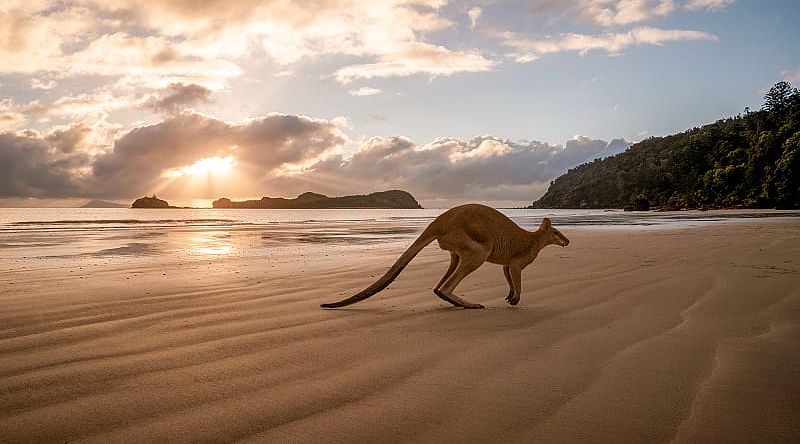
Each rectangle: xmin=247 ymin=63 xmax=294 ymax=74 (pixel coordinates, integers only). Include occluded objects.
xmin=1 ymin=221 xmax=799 ymax=443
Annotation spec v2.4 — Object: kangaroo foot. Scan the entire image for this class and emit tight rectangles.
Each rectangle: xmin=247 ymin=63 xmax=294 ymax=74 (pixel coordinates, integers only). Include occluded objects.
xmin=505 ymin=291 xmax=520 ymax=306
xmin=435 ymin=289 xmax=485 ymax=309
xmin=434 ymin=289 xmax=462 ymax=307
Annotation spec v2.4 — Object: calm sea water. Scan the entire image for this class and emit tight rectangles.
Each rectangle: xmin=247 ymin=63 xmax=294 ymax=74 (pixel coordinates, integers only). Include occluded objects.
xmin=1 ymin=208 xmax=797 ymax=267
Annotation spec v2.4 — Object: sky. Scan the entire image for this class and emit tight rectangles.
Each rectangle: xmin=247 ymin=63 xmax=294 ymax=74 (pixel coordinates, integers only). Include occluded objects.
xmin=1 ymin=0 xmax=798 ymax=208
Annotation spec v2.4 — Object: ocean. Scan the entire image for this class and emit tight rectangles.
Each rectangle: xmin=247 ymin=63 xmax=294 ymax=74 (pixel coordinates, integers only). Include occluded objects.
xmin=1 ymin=208 xmax=798 ymax=274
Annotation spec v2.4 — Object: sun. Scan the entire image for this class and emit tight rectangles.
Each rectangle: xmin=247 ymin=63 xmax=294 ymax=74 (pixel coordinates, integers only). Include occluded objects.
xmin=184 ymin=156 xmax=235 ymax=175
xmin=164 ymin=156 xmax=236 ymax=178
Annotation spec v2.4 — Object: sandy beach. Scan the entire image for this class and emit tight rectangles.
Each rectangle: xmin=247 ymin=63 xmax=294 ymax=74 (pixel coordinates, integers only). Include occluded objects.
xmin=1 ymin=219 xmax=799 ymax=443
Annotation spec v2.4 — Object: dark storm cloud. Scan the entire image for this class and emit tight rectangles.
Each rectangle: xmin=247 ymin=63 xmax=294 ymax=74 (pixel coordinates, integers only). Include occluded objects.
xmin=91 ymin=111 xmax=346 ymax=197
xmin=235 ymin=114 xmax=347 ymax=166
xmin=0 ymin=131 xmax=90 ymax=197
xmin=141 ymin=83 xmax=213 ymax=115
xmin=0 ymin=112 xmax=347 ymax=199
xmin=45 ymin=122 xmax=94 ymax=153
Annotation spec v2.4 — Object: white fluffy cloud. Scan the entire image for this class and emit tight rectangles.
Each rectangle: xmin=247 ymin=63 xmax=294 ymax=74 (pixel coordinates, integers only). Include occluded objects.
xmin=0 ymin=0 xmax=731 ymax=126
xmin=0 ymin=0 xmax=734 ymax=204
xmin=684 ymin=0 xmax=735 ymax=11
xmin=501 ymin=26 xmax=717 ymax=62
xmin=349 ymin=87 xmax=383 ymax=97
xmin=0 ymin=0 xmax=729 ymax=87
xmin=0 ymin=1 xmax=489 ymax=86
xmin=0 ymin=108 xmax=628 ymax=204
xmin=579 ymin=0 xmax=678 ymax=27
xmin=533 ymin=0 xmax=735 ymax=27
xmin=265 ymin=134 xmax=630 ymax=203
xmin=334 ymin=42 xmax=494 ymax=83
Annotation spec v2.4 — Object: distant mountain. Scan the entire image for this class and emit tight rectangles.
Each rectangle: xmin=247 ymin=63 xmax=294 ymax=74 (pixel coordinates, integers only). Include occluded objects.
xmin=80 ymin=199 xmax=127 ymax=208
xmin=212 ymin=190 xmax=423 ymax=209
xmin=531 ymin=82 xmax=800 ymax=210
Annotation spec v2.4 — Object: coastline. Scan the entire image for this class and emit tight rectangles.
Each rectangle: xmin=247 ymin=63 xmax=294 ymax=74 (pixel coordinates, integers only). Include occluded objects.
xmin=1 ymin=219 xmax=799 ymax=442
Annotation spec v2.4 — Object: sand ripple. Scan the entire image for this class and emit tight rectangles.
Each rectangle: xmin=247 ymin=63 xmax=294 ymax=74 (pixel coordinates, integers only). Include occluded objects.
xmin=1 ymin=222 xmax=799 ymax=443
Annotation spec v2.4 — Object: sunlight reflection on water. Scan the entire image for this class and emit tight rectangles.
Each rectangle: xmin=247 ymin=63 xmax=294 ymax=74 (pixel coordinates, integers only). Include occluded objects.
xmin=1 ymin=208 xmax=798 ymax=266
xmin=189 ymin=233 xmax=235 ymax=256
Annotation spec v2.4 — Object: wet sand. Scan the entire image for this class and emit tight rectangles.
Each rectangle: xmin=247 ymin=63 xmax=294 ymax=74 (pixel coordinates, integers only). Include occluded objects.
xmin=1 ymin=220 xmax=799 ymax=443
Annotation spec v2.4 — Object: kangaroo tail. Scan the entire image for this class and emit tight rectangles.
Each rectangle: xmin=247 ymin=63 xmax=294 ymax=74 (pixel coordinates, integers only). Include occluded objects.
xmin=320 ymin=228 xmax=437 ymax=308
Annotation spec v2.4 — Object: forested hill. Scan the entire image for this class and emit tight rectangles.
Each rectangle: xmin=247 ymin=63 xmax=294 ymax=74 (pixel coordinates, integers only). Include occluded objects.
xmin=531 ymin=82 xmax=800 ymax=210
xmin=212 ymin=190 xmax=423 ymax=209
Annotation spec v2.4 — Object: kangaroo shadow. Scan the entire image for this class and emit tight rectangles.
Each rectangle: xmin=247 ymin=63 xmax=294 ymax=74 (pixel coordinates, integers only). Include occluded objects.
xmin=323 ymin=302 xmax=560 ymax=334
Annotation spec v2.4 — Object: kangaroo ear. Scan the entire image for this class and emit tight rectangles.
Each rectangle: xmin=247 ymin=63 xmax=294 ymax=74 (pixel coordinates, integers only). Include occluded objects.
xmin=540 ymin=217 xmax=551 ymax=229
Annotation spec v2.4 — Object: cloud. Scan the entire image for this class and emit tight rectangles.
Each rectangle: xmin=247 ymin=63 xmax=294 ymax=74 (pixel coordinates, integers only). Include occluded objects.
xmin=349 ymin=87 xmax=383 ymax=97
xmin=781 ymin=68 xmax=800 ymax=84
xmin=0 ymin=0 xmax=492 ymax=91
xmin=30 ymin=78 xmax=57 ymax=90
xmin=578 ymin=0 xmax=677 ymax=27
xmin=21 ymin=83 xmax=214 ymax=119
xmin=0 ymin=130 xmax=91 ymax=198
xmin=22 ymin=92 xmax=136 ymax=117
xmin=265 ymin=134 xmax=630 ymax=203
xmin=0 ymin=0 xmax=733 ymax=108
xmin=531 ymin=1 xmax=733 ymax=26
xmin=45 ymin=123 xmax=94 ymax=154
xmin=91 ymin=112 xmax=348 ymax=197
xmin=0 ymin=111 xmax=124 ymax=197
xmin=44 ymin=116 xmax=122 ymax=155
xmin=22 ymin=83 xmax=212 ymax=118
xmin=1 ymin=107 xmax=629 ymax=204
xmin=0 ymin=3 xmax=86 ymax=74
xmin=501 ymin=26 xmax=717 ymax=62
xmin=468 ymin=7 xmax=482 ymax=28
xmin=684 ymin=0 xmax=735 ymax=11
xmin=0 ymin=99 xmax=26 ymax=130
xmin=0 ymin=6 xmax=240 ymax=87
xmin=334 ymin=42 xmax=495 ymax=83
xmin=0 ymin=110 xmax=348 ymax=199
xmin=67 ymin=33 xmax=241 ymax=88
xmin=141 ymin=83 xmax=213 ymax=115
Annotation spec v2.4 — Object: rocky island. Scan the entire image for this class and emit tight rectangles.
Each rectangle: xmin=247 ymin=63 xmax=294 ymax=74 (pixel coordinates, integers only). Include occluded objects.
xmin=212 ymin=190 xmax=422 ymax=209
xmin=131 ymin=195 xmax=173 ymax=208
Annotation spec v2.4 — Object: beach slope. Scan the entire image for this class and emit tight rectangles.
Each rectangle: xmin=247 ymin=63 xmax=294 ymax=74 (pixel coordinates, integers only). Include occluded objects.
xmin=1 ymin=221 xmax=798 ymax=442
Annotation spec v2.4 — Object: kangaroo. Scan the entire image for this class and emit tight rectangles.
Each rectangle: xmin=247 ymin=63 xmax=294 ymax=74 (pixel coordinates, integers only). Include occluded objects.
xmin=321 ymin=204 xmax=569 ymax=309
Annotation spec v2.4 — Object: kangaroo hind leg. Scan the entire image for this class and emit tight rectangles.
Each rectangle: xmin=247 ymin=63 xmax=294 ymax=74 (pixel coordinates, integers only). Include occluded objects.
xmin=436 ymin=250 xmax=487 ymax=309
xmin=434 ymin=252 xmax=465 ymax=307
xmin=435 ymin=252 xmax=459 ymax=291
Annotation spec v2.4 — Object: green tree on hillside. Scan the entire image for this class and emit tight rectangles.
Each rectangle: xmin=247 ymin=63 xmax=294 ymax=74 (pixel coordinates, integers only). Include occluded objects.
xmin=532 ymin=81 xmax=800 ymax=209
xmin=763 ymin=81 xmax=798 ymax=112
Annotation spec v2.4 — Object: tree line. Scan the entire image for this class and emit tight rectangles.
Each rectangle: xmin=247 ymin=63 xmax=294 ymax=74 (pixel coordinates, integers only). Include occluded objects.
xmin=531 ymin=81 xmax=800 ymax=210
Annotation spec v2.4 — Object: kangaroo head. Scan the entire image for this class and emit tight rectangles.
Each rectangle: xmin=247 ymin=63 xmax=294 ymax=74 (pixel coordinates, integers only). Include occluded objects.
xmin=539 ymin=217 xmax=570 ymax=247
